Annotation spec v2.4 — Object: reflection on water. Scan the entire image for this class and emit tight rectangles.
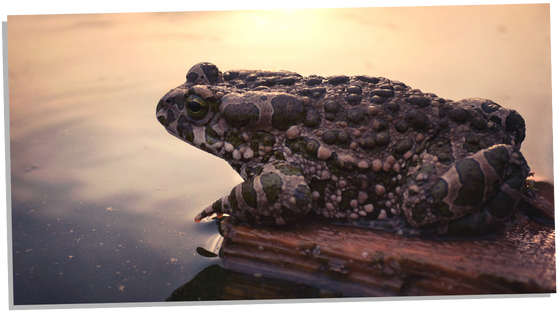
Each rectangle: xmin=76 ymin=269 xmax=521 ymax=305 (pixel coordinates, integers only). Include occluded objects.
xmin=166 ymin=264 xmax=333 ymax=301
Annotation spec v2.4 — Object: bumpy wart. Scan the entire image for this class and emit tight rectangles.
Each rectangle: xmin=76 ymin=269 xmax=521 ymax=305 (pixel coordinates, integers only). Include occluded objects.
xmin=156 ymin=62 xmax=530 ymax=235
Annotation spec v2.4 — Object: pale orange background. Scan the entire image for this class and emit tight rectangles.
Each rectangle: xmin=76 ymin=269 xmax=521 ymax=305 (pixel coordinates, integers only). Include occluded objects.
xmin=8 ymin=6 xmax=553 ymax=205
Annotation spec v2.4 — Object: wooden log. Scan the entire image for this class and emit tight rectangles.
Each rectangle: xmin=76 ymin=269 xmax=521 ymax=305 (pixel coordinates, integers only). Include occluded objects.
xmin=217 ymin=182 xmax=555 ymax=297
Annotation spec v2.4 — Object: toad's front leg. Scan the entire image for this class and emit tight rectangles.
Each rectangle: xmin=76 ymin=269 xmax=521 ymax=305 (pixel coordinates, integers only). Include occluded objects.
xmin=194 ymin=161 xmax=312 ymax=226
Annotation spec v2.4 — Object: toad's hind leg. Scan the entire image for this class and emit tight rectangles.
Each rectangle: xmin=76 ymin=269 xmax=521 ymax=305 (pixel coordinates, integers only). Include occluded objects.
xmin=411 ymin=144 xmax=530 ymax=236
xmin=194 ymin=161 xmax=312 ymax=226
xmin=442 ymin=149 xmax=529 ymax=235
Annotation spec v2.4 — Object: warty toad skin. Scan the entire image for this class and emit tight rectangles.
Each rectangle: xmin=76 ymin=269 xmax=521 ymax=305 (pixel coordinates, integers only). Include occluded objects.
xmin=156 ymin=62 xmax=530 ymax=236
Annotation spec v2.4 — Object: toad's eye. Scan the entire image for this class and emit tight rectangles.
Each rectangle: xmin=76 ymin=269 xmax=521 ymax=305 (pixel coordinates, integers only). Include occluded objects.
xmin=186 ymin=95 xmax=209 ymax=120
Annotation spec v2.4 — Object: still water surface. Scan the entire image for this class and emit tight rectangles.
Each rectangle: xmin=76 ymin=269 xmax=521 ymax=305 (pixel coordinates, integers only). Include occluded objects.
xmin=7 ymin=5 xmax=552 ymax=305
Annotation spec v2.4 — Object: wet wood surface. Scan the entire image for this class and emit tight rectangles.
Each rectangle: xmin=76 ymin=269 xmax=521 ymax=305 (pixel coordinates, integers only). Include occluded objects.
xmin=217 ymin=182 xmax=555 ymax=298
